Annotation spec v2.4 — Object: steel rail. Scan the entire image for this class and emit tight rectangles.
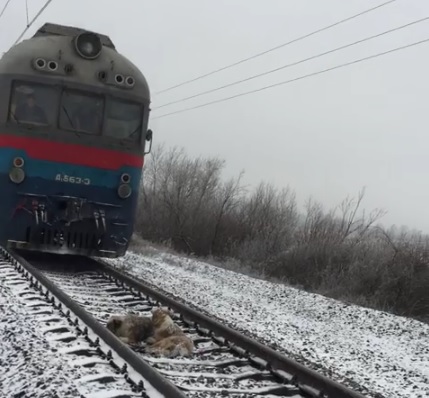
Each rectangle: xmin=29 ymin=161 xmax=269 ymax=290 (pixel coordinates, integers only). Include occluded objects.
xmin=97 ymin=258 xmax=368 ymax=398
xmin=5 ymin=248 xmax=188 ymax=398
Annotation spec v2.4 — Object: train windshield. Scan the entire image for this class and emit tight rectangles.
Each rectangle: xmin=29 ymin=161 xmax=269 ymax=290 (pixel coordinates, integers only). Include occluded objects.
xmin=60 ymin=90 xmax=104 ymax=135
xmin=104 ymin=98 xmax=143 ymax=142
xmin=8 ymin=81 xmax=145 ymax=144
xmin=9 ymin=82 xmax=58 ymax=126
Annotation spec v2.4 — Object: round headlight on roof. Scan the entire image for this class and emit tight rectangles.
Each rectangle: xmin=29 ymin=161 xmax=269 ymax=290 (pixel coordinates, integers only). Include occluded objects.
xmin=74 ymin=32 xmax=102 ymax=60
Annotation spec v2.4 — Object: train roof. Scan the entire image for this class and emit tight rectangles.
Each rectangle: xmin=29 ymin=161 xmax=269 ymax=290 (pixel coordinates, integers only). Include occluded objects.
xmin=33 ymin=23 xmax=116 ymax=51
xmin=0 ymin=23 xmax=150 ymax=101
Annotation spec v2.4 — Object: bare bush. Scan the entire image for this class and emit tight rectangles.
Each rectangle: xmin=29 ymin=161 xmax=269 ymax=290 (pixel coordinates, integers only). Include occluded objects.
xmin=135 ymin=146 xmax=429 ymax=320
xmin=232 ymin=182 xmax=298 ymax=263
xmin=137 ymin=145 xmax=243 ymax=255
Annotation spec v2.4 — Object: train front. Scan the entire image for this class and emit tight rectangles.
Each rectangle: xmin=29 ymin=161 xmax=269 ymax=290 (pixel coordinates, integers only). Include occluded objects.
xmin=0 ymin=23 xmax=152 ymax=257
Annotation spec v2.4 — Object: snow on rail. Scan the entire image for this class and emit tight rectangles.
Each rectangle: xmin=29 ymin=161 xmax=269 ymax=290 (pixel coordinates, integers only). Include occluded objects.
xmin=0 ymin=258 xmax=164 ymax=398
xmin=108 ymin=250 xmax=429 ymax=398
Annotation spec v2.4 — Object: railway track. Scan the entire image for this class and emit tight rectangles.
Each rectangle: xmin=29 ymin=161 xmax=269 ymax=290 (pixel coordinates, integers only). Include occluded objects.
xmin=0 ymin=248 xmax=368 ymax=398
xmin=0 ymin=260 xmax=162 ymax=397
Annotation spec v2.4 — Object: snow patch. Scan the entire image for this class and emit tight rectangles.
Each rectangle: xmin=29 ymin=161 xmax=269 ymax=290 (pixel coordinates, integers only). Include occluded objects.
xmin=108 ymin=250 xmax=429 ymax=398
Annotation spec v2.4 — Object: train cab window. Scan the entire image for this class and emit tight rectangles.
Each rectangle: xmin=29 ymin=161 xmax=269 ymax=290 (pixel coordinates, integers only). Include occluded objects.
xmin=60 ymin=90 xmax=104 ymax=135
xmin=9 ymin=83 xmax=57 ymax=126
xmin=104 ymin=98 xmax=143 ymax=142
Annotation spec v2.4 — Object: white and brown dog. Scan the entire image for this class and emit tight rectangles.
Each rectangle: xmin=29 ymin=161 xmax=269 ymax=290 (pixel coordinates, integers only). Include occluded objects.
xmin=106 ymin=314 xmax=154 ymax=345
xmin=146 ymin=307 xmax=194 ymax=357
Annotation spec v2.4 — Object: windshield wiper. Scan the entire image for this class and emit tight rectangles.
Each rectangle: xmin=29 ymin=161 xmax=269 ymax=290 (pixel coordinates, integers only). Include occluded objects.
xmin=120 ymin=123 xmax=142 ymax=145
xmin=62 ymin=105 xmax=80 ymax=137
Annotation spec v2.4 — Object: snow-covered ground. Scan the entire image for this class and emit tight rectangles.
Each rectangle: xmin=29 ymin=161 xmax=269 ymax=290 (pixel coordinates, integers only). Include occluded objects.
xmin=0 ymin=261 xmax=143 ymax=398
xmin=0 ymin=275 xmax=82 ymax=397
xmin=108 ymin=246 xmax=429 ymax=398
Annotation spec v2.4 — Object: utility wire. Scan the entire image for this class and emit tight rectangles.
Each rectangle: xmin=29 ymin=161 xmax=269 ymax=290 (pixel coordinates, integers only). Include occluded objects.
xmin=13 ymin=0 xmax=53 ymax=45
xmin=152 ymin=37 xmax=429 ymax=120
xmin=154 ymin=17 xmax=429 ymax=110
xmin=0 ymin=0 xmax=13 ymax=21
xmin=153 ymin=0 xmax=397 ymax=95
xmin=25 ymin=0 xmax=29 ymax=26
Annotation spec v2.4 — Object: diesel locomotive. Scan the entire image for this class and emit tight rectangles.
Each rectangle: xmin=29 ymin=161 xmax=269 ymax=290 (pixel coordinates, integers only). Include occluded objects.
xmin=0 ymin=23 xmax=153 ymax=258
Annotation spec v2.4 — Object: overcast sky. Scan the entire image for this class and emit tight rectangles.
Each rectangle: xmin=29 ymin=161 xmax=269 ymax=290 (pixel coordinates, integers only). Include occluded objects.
xmin=1 ymin=0 xmax=429 ymax=232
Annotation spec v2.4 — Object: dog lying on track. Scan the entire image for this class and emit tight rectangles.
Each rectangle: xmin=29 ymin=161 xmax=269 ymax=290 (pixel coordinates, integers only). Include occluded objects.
xmin=106 ymin=314 xmax=154 ymax=345
xmin=145 ymin=307 xmax=194 ymax=358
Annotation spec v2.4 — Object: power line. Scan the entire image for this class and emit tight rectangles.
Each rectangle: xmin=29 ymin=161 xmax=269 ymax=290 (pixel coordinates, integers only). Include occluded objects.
xmin=25 ymin=0 xmax=29 ymax=26
xmin=154 ymin=17 xmax=429 ymax=110
xmin=0 ymin=0 xmax=13 ymax=21
xmin=153 ymin=0 xmax=397 ymax=96
xmin=13 ymin=0 xmax=53 ymax=45
xmin=152 ymin=37 xmax=429 ymax=120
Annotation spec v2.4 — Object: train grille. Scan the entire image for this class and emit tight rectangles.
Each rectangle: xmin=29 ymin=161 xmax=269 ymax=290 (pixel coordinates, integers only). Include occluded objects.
xmin=26 ymin=227 xmax=102 ymax=250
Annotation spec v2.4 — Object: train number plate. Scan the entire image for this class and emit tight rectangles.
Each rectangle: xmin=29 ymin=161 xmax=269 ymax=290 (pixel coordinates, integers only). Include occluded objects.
xmin=55 ymin=174 xmax=91 ymax=185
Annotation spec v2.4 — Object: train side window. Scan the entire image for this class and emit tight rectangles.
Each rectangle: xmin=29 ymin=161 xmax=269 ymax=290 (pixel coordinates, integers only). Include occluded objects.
xmin=104 ymin=98 xmax=143 ymax=142
xmin=9 ymin=82 xmax=57 ymax=126
xmin=60 ymin=90 xmax=104 ymax=135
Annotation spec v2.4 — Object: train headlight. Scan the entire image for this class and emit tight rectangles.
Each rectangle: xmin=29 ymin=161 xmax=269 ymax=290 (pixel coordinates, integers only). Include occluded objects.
xmin=120 ymin=173 xmax=131 ymax=184
xmin=13 ymin=157 xmax=24 ymax=168
xmin=9 ymin=167 xmax=25 ymax=184
xmin=118 ymin=183 xmax=132 ymax=199
xmin=74 ymin=32 xmax=102 ymax=60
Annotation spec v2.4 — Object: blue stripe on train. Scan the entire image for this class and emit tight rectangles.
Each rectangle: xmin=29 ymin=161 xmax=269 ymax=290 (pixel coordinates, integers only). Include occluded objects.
xmin=0 ymin=147 xmax=142 ymax=189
